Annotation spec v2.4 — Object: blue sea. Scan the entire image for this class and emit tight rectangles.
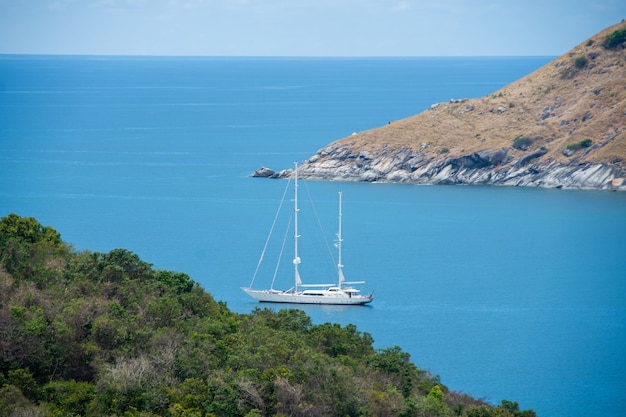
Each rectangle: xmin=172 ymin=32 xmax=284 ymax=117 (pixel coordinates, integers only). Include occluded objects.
xmin=1 ymin=55 xmax=625 ymax=417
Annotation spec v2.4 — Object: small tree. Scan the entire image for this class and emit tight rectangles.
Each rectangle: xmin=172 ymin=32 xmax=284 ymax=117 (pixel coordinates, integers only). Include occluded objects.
xmin=604 ymin=27 xmax=626 ymax=49
xmin=155 ymin=270 xmax=195 ymax=293
xmin=0 ymin=214 xmax=62 ymax=248
xmin=574 ymin=55 xmax=587 ymax=68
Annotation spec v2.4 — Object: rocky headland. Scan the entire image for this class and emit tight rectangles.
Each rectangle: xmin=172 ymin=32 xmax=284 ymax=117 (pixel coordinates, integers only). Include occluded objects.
xmin=254 ymin=22 xmax=626 ymax=190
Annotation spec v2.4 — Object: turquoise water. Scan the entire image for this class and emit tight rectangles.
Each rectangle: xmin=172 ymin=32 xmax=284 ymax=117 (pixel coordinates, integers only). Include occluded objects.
xmin=1 ymin=56 xmax=625 ymax=416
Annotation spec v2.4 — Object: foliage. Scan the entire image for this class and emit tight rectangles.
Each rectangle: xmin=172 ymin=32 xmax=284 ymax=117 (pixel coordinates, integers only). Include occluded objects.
xmin=155 ymin=270 xmax=195 ymax=293
xmin=604 ymin=27 xmax=626 ymax=49
xmin=0 ymin=213 xmax=62 ymax=248
xmin=0 ymin=213 xmax=67 ymax=284
xmin=512 ymin=136 xmax=533 ymax=151
xmin=0 ymin=214 xmax=536 ymax=417
xmin=566 ymin=138 xmax=593 ymax=150
xmin=574 ymin=56 xmax=588 ymax=69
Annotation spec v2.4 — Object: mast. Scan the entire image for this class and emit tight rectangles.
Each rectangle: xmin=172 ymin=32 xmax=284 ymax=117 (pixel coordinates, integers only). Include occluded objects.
xmin=293 ymin=162 xmax=302 ymax=291
xmin=337 ymin=191 xmax=345 ymax=287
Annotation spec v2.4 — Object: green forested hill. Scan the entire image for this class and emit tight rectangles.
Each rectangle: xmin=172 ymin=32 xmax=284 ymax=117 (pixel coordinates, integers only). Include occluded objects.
xmin=0 ymin=214 xmax=535 ymax=417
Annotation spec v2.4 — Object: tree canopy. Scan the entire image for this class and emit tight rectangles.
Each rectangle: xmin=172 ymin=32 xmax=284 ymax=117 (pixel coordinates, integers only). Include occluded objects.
xmin=0 ymin=213 xmax=535 ymax=417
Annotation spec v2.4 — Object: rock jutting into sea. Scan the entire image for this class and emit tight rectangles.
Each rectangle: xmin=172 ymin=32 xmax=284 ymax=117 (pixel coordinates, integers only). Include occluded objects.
xmin=254 ymin=144 xmax=624 ymax=191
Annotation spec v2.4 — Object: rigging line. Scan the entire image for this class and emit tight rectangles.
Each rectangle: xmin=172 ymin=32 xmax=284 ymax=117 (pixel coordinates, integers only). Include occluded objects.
xmin=301 ymin=180 xmax=338 ymax=274
xmin=271 ymin=210 xmax=293 ymax=290
xmin=249 ymin=176 xmax=292 ymax=288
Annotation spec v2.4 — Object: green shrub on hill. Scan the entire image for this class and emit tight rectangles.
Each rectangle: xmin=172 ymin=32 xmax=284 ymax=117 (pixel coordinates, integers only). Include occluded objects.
xmin=512 ymin=136 xmax=533 ymax=151
xmin=574 ymin=56 xmax=588 ymax=69
xmin=604 ymin=27 xmax=626 ymax=49
xmin=0 ymin=214 xmax=536 ymax=417
xmin=566 ymin=138 xmax=593 ymax=151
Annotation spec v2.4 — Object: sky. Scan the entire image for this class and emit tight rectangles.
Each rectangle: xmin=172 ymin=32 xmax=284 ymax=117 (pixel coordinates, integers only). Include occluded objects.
xmin=0 ymin=0 xmax=625 ymax=56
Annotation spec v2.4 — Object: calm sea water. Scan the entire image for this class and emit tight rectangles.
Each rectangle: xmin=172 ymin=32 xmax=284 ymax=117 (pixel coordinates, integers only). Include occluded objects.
xmin=1 ymin=55 xmax=625 ymax=417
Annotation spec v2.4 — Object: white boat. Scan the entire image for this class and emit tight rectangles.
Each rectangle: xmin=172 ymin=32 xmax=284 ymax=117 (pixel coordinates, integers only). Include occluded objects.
xmin=242 ymin=163 xmax=374 ymax=305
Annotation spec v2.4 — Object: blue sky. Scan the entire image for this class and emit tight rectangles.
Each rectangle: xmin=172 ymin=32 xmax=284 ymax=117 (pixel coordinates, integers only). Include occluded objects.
xmin=0 ymin=0 xmax=624 ymax=56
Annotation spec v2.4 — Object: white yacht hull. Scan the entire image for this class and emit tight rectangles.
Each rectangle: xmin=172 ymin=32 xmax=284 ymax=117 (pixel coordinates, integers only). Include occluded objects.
xmin=242 ymin=287 xmax=374 ymax=305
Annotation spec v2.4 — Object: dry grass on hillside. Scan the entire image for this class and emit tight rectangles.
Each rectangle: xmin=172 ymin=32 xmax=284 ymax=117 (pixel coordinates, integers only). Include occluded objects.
xmin=329 ymin=21 xmax=626 ymax=170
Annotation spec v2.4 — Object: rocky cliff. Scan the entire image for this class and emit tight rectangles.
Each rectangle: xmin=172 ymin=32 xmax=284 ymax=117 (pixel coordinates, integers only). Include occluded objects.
xmin=256 ymin=22 xmax=626 ymax=190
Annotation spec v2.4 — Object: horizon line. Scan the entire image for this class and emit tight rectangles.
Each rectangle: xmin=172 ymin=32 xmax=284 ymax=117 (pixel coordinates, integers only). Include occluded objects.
xmin=0 ymin=53 xmax=558 ymax=59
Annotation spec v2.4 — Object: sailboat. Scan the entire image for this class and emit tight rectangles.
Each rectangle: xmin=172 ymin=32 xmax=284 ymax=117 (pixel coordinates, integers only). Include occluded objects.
xmin=242 ymin=163 xmax=374 ymax=305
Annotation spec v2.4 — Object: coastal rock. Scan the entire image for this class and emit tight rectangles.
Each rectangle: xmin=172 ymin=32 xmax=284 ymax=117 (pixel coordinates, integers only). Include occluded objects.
xmin=514 ymin=147 xmax=548 ymax=168
xmin=254 ymin=148 xmax=625 ymax=190
xmin=274 ymin=141 xmax=624 ymax=190
xmin=251 ymin=166 xmax=277 ymax=178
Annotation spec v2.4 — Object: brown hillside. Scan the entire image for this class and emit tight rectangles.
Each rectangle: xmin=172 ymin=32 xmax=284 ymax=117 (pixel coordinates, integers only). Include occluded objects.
xmin=329 ymin=21 xmax=626 ymax=172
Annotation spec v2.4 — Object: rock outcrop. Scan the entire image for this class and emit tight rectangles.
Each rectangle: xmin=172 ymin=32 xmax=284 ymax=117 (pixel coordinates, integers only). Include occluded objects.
xmin=270 ymin=144 xmax=622 ymax=190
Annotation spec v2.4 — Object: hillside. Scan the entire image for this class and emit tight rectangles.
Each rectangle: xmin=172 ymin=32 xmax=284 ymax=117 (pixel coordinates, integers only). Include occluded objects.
xmin=259 ymin=22 xmax=626 ymax=190
xmin=0 ymin=214 xmax=536 ymax=417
